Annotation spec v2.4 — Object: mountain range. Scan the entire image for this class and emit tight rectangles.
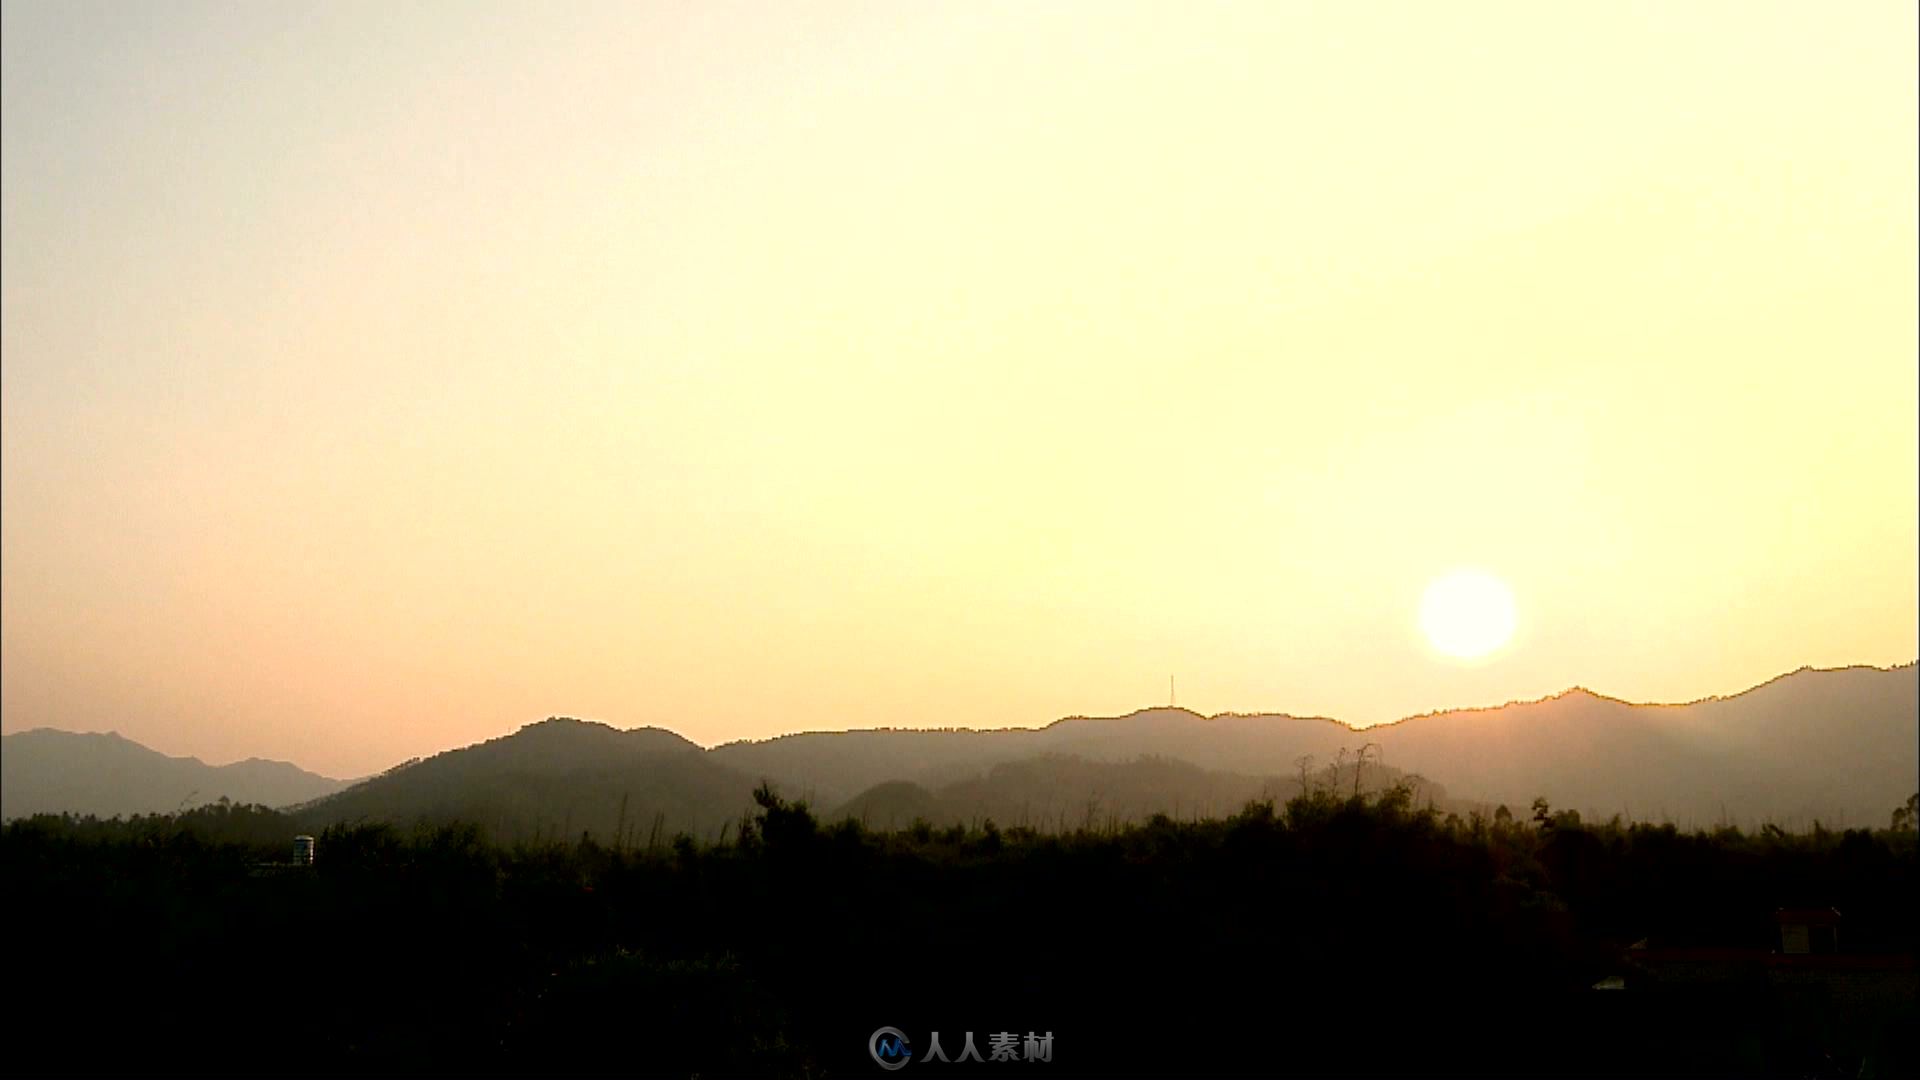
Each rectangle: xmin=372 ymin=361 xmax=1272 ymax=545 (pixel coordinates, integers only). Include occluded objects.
xmin=0 ymin=729 xmax=349 ymax=820
xmin=708 ymin=663 xmax=1918 ymax=828
xmin=3 ymin=663 xmax=1913 ymax=835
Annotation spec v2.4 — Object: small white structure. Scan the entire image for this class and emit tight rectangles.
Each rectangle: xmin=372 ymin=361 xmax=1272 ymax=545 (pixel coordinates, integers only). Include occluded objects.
xmin=1775 ymin=907 xmax=1840 ymax=955
xmin=293 ymin=835 xmax=316 ymax=866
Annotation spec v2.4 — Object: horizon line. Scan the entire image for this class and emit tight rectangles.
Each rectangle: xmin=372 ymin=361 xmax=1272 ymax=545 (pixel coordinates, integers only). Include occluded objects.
xmin=17 ymin=658 xmax=1912 ymax=777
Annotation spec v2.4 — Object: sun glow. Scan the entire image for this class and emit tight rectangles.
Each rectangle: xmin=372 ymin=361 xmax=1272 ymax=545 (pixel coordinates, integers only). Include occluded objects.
xmin=0 ymin=4 xmax=1913 ymax=770
xmin=1420 ymin=570 xmax=1518 ymax=660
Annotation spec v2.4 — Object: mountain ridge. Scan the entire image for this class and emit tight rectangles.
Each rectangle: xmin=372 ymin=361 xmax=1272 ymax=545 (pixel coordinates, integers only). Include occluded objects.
xmin=1 ymin=728 xmax=344 ymax=776
xmin=0 ymin=728 xmax=350 ymax=820
xmin=6 ymin=662 xmax=1914 ymax=829
xmin=706 ymin=660 xmax=1920 ymax=748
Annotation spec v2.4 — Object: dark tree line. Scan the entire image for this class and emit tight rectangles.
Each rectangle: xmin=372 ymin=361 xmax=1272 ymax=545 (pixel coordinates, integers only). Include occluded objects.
xmin=3 ymin=785 xmax=1914 ymax=1077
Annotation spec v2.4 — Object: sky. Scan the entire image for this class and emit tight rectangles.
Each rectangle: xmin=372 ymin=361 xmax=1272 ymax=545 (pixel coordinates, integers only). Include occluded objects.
xmin=3 ymin=1 xmax=1915 ymax=779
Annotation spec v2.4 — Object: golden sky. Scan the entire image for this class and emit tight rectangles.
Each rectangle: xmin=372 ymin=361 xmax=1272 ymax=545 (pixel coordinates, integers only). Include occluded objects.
xmin=3 ymin=1 xmax=1915 ymax=778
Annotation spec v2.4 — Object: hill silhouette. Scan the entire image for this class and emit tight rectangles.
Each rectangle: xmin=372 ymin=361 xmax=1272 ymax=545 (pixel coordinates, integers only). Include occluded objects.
xmin=0 ymin=729 xmax=347 ymax=819
xmin=706 ymin=708 xmax=1363 ymax=807
xmin=290 ymin=717 xmax=759 ymax=843
xmin=720 ymin=664 xmax=1917 ymax=828
xmin=830 ymin=753 xmax=1464 ymax=831
xmin=9 ymin=664 xmax=1914 ymax=833
xmin=1366 ymin=664 xmax=1918 ymax=827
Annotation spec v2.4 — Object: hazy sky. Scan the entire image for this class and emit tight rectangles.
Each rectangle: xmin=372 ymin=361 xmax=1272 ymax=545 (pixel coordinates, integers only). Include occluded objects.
xmin=4 ymin=2 xmax=1915 ymax=778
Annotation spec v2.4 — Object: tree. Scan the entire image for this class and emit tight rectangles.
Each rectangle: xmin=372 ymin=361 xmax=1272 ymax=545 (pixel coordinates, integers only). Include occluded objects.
xmin=1351 ymin=743 xmax=1381 ymax=798
xmin=1892 ymin=793 xmax=1919 ymax=834
xmin=743 ymin=781 xmax=817 ymax=849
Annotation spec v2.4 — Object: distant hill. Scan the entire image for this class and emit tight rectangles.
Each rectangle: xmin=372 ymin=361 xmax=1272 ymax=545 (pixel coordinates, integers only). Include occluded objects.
xmin=706 ymin=711 xmax=1363 ymax=808
xmin=1367 ymin=664 xmax=1920 ymax=828
xmin=830 ymin=754 xmax=1463 ymax=832
xmin=12 ymin=664 xmax=1913 ymax=833
xmin=290 ymin=718 xmax=760 ymax=844
xmin=0 ymin=729 xmax=347 ymax=820
xmin=297 ymin=723 xmax=1463 ymax=842
xmin=719 ymin=663 xmax=1919 ymax=828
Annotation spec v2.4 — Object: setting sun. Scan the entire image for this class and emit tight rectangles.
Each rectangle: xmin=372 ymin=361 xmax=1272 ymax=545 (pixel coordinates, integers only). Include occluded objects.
xmin=1420 ymin=570 xmax=1518 ymax=660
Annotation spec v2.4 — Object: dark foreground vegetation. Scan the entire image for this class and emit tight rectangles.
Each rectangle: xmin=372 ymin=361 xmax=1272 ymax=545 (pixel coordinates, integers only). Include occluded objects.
xmin=5 ymin=786 xmax=1916 ymax=1079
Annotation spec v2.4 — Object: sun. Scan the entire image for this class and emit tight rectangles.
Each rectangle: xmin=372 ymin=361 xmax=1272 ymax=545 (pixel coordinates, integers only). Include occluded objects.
xmin=1420 ymin=569 xmax=1517 ymax=660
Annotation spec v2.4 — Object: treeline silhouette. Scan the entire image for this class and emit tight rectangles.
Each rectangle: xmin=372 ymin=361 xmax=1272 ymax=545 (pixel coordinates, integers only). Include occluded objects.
xmin=4 ymin=786 xmax=1914 ymax=1077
